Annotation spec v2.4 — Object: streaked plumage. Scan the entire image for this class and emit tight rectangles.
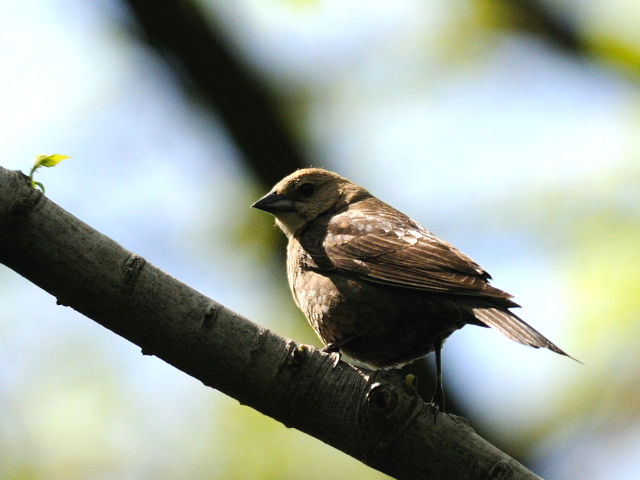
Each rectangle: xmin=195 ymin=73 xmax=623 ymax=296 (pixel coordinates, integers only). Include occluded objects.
xmin=252 ymin=168 xmax=572 ymax=413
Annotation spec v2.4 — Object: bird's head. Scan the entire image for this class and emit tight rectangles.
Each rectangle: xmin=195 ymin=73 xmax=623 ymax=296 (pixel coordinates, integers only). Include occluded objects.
xmin=252 ymin=168 xmax=370 ymax=237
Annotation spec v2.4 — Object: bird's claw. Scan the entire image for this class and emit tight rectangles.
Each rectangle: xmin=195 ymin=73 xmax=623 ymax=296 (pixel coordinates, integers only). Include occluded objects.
xmin=329 ymin=351 xmax=341 ymax=368
xmin=321 ymin=343 xmax=342 ymax=369
xmin=429 ymin=401 xmax=441 ymax=424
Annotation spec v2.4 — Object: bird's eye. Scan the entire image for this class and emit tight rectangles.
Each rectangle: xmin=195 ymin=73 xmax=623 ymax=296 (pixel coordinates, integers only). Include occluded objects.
xmin=296 ymin=182 xmax=316 ymax=199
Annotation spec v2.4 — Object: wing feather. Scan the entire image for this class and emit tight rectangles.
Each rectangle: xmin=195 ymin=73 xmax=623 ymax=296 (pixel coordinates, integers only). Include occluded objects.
xmin=298 ymin=197 xmax=513 ymax=299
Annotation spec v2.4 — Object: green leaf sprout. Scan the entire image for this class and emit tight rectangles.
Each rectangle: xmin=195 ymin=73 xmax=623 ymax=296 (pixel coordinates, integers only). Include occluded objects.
xmin=28 ymin=153 xmax=72 ymax=193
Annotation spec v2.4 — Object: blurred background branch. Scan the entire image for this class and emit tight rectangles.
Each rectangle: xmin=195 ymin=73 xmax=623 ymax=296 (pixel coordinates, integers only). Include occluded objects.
xmin=122 ymin=0 xmax=307 ymax=187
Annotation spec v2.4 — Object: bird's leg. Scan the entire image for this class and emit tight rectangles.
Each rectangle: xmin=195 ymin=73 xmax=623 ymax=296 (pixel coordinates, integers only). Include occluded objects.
xmin=321 ymin=335 xmax=358 ymax=368
xmin=430 ymin=336 xmax=445 ymax=421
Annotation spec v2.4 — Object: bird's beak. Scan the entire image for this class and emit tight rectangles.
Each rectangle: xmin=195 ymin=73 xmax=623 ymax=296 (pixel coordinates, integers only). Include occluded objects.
xmin=251 ymin=192 xmax=296 ymax=213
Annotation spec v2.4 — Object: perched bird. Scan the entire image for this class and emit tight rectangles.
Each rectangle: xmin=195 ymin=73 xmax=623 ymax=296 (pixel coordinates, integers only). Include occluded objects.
xmin=252 ymin=168 xmax=573 ymax=414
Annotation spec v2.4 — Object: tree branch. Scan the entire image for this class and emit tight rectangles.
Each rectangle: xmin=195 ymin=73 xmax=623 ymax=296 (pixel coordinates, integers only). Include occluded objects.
xmin=0 ymin=166 xmax=541 ymax=479
xmin=503 ymin=0 xmax=582 ymax=53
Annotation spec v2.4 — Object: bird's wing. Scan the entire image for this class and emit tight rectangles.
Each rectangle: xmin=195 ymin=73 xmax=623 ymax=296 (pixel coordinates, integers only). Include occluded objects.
xmin=299 ymin=199 xmax=513 ymax=299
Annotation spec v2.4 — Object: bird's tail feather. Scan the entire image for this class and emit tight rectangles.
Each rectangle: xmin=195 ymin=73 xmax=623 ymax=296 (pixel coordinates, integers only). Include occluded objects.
xmin=471 ymin=307 xmax=579 ymax=362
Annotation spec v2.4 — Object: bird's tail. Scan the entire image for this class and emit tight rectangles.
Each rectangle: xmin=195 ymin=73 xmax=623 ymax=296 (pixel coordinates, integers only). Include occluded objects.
xmin=471 ymin=307 xmax=579 ymax=362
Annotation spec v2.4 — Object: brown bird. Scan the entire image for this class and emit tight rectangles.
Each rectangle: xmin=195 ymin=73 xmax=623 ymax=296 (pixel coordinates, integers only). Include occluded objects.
xmin=252 ymin=168 xmax=573 ymax=414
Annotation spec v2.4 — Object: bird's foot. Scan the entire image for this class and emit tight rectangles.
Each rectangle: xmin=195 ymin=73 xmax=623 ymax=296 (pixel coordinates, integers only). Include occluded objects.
xmin=430 ymin=389 xmax=445 ymax=424
xmin=320 ymin=343 xmax=342 ymax=369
